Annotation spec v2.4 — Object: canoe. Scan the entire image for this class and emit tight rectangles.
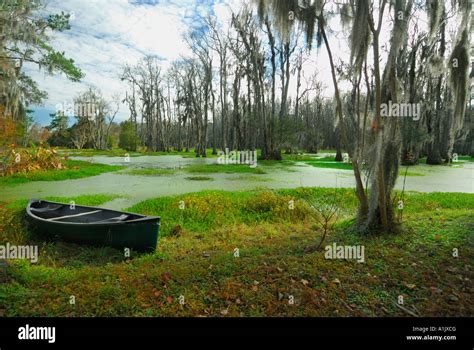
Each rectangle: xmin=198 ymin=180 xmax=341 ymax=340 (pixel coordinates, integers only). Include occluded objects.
xmin=26 ymin=200 xmax=160 ymax=253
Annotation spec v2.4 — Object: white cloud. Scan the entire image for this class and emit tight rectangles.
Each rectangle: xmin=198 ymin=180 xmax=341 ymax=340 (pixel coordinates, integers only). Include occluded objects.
xmin=28 ymin=0 xmax=214 ymax=124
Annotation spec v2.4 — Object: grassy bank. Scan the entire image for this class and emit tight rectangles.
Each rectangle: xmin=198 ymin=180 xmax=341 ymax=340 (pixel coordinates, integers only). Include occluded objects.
xmin=185 ymin=164 xmax=267 ymax=175
xmin=298 ymin=156 xmax=472 ymax=176
xmin=0 ymin=189 xmax=472 ymax=317
xmin=120 ymin=168 xmax=177 ymax=176
xmin=121 ymin=161 xmax=295 ymax=177
xmin=0 ymin=160 xmax=125 ymax=187
xmin=60 ymin=148 xmax=221 ymax=158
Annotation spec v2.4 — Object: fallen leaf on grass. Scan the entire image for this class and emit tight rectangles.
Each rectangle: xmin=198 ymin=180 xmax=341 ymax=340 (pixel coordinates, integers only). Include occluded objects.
xmin=162 ymin=272 xmax=171 ymax=283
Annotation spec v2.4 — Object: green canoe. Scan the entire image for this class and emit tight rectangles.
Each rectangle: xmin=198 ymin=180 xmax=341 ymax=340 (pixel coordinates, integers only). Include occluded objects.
xmin=26 ymin=200 xmax=160 ymax=253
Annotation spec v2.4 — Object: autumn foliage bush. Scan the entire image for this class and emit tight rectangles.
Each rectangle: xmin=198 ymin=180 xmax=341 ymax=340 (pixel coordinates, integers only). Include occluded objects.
xmin=0 ymin=113 xmax=17 ymax=149
xmin=0 ymin=144 xmax=67 ymax=177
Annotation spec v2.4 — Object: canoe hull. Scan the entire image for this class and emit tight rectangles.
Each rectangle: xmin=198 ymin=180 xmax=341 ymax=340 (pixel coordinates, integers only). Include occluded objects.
xmin=26 ymin=201 xmax=160 ymax=253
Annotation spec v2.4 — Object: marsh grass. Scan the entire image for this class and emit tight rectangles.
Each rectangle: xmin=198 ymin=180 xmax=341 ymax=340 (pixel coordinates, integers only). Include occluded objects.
xmin=185 ymin=164 xmax=268 ymax=174
xmin=0 ymin=189 xmax=472 ymax=317
xmin=0 ymin=160 xmax=124 ymax=186
xmin=299 ymin=157 xmax=428 ymax=175
xmin=185 ymin=176 xmax=213 ymax=181
xmin=120 ymin=168 xmax=177 ymax=176
xmin=61 ymin=148 xmax=220 ymax=158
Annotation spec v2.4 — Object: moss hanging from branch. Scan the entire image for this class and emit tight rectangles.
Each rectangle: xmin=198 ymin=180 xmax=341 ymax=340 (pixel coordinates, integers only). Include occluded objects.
xmin=255 ymin=0 xmax=323 ymax=47
xmin=449 ymin=28 xmax=470 ymax=132
xmin=350 ymin=0 xmax=370 ymax=76
xmin=427 ymin=0 xmax=443 ymax=41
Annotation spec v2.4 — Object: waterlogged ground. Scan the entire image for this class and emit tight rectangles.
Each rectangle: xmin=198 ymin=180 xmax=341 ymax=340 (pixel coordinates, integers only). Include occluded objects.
xmin=0 ymin=154 xmax=472 ymax=210
xmin=0 ymin=152 xmax=472 ymax=317
xmin=1 ymin=189 xmax=472 ymax=317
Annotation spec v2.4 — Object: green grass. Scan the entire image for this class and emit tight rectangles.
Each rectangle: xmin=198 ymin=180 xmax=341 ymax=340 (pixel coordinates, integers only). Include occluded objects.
xmin=301 ymin=157 xmax=427 ymax=175
xmin=3 ymin=194 xmax=122 ymax=211
xmin=400 ymin=191 xmax=474 ymax=213
xmin=456 ymin=156 xmax=474 ymax=162
xmin=0 ymin=189 xmax=472 ymax=317
xmin=60 ymin=148 xmax=220 ymax=158
xmin=182 ymin=158 xmax=299 ymax=174
xmin=179 ymin=149 xmax=220 ymax=158
xmin=1 ymin=187 xmax=473 ymax=317
xmin=282 ymin=154 xmax=318 ymax=161
xmin=185 ymin=163 xmax=268 ymax=174
xmin=0 ymin=160 xmax=124 ymax=187
xmin=416 ymin=156 xmax=474 ymax=165
xmin=58 ymin=148 xmax=142 ymax=157
xmin=120 ymin=168 xmax=177 ymax=176
xmin=185 ymin=176 xmax=213 ymax=181
xmin=399 ymin=169 xmax=426 ymax=177
xmin=303 ymin=157 xmax=354 ymax=170
xmin=126 ymin=189 xmax=474 ymax=237
xmin=226 ymin=175 xmax=271 ymax=182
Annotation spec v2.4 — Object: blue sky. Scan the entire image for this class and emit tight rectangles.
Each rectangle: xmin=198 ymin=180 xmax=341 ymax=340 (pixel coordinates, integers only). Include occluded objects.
xmin=27 ymin=0 xmax=236 ymax=126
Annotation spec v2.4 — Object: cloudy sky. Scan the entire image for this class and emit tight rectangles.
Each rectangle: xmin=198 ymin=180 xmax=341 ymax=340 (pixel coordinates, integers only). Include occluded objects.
xmin=27 ymin=0 xmax=359 ymax=126
xmin=27 ymin=0 xmax=239 ymax=125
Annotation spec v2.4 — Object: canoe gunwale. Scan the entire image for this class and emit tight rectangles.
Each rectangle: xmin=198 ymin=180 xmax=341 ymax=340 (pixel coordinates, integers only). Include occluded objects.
xmin=26 ymin=200 xmax=160 ymax=227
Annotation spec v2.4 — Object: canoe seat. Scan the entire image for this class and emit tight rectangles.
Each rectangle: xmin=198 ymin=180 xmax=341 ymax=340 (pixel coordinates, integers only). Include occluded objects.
xmin=31 ymin=205 xmax=62 ymax=213
xmin=46 ymin=210 xmax=103 ymax=221
xmin=92 ymin=214 xmax=130 ymax=224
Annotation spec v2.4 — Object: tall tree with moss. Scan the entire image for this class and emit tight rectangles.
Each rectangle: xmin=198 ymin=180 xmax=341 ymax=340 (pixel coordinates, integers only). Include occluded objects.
xmin=0 ymin=0 xmax=83 ymax=125
xmin=445 ymin=0 xmax=471 ymax=163
xmin=258 ymin=0 xmax=471 ymax=232
xmin=257 ymin=0 xmax=347 ymax=163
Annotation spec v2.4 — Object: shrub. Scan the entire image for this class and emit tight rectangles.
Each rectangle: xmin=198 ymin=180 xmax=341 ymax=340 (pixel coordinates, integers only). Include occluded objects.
xmin=0 ymin=144 xmax=66 ymax=176
xmin=245 ymin=191 xmax=311 ymax=222
xmin=118 ymin=121 xmax=139 ymax=152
